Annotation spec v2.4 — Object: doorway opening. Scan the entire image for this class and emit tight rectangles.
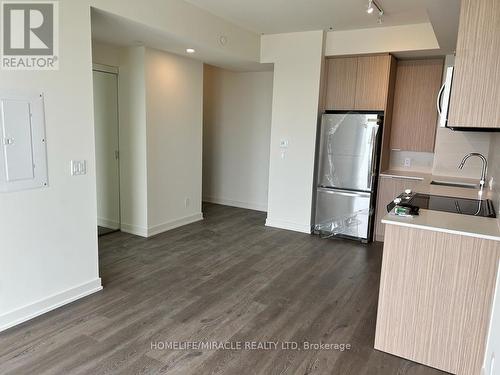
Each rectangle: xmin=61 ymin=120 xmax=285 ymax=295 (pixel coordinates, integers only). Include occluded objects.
xmin=93 ymin=64 xmax=121 ymax=237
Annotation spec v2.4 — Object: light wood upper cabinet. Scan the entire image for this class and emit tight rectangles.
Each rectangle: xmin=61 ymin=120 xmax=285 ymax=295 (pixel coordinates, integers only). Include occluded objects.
xmin=448 ymin=0 xmax=500 ymax=129
xmin=325 ymin=57 xmax=357 ymax=110
xmin=390 ymin=59 xmax=444 ymax=152
xmin=354 ymin=55 xmax=391 ymax=111
xmin=325 ymin=55 xmax=391 ymax=111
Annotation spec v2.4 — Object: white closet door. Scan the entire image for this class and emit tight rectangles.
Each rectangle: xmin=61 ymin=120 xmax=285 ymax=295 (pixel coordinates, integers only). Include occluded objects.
xmin=93 ymin=70 xmax=120 ymax=230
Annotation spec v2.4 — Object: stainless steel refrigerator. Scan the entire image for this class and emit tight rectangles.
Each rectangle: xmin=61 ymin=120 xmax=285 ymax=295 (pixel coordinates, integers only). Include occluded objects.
xmin=314 ymin=111 xmax=382 ymax=242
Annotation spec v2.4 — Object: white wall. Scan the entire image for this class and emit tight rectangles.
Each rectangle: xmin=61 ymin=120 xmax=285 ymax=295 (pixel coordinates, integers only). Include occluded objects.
xmin=203 ymin=65 xmax=273 ymax=212
xmin=91 ymin=44 xmax=204 ymax=237
xmin=116 ymin=46 xmax=149 ymax=236
xmin=0 ymin=0 xmax=260 ymax=331
xmin=92 ymin=40 xmax=121 ymax=67
xmin=145 ymin=48 xmax=203 ymax=236
xmin=0 ymin=1 xmax=101 ymax=331
xmin=261 ymin=31 xmax=324 ymax=233
xmin=325 ymin=23 xmax=439 ymax=56
xmin=93 ymin=70 xmax=120 ymax=229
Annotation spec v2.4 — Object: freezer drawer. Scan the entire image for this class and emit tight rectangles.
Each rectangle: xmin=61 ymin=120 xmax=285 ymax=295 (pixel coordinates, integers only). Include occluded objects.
xmin=314 ymin=188 xmax=371 ymax=240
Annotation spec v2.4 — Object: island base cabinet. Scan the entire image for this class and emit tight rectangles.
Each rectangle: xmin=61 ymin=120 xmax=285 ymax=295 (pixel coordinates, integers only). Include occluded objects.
xmin=374 ymin=225 xmax=500 ymax=375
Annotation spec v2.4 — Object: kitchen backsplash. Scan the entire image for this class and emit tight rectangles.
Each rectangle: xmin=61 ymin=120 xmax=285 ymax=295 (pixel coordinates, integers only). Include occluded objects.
xmin=432 ymin=127 xmax=492 ymax=179
xmin=389 ymin=150 xmax=434 ymax=173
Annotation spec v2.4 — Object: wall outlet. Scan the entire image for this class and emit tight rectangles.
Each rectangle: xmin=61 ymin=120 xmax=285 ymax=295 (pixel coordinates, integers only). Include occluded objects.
xmin=185 ymin=197 xmax=190 ymax=208
xmin=70 ymin=160 xmax=87 ymax=176
xmin=403 ymin=158 xmax=412 ymax=168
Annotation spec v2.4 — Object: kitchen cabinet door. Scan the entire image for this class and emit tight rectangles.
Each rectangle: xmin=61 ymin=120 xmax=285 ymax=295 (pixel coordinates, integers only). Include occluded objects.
xmin=374 ymin=176 xmax=420 ymax=242
xmin=325 ymin=57 xmax=357 ymax=110
xmin=448 ymin=0 xmax=500 ymax=129
xmin=390 ymin=59 xmax=443 ymax=152
xmin=354 ymin=55 xmax=391 ymax=111
xmin=376 ymin=225 xmax=500 ymax=374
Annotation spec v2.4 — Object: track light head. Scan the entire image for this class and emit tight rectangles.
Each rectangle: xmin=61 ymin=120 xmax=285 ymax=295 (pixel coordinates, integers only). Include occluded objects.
xmin=366 ymin=0 xmax=384 ymax=23
xmin=367 ymin=0 xmax=374 ymax=13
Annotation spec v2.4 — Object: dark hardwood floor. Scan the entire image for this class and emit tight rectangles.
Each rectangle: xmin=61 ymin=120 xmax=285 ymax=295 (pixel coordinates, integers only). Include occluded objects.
xmin=0 ymin=204 xmax=449 ymax=374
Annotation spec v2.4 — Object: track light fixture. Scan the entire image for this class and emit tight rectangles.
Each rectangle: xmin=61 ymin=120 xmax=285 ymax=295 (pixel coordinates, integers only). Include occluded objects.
xmin=366 ymin=0 xmax=384 ymax=23
xmin=367 ymin=0 xmax=374 ymax=14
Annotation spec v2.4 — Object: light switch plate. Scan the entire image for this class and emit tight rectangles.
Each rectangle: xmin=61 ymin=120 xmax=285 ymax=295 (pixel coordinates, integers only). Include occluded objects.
xmin=71 ymin=160 xmax=87 ymax=176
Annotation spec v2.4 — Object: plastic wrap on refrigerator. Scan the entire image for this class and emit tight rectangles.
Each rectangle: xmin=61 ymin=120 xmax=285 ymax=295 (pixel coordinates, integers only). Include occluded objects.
xmin=319 ymin=113 xmax=347 ymax=188
xmin=314 ymin=208 xmax=371 ymax=239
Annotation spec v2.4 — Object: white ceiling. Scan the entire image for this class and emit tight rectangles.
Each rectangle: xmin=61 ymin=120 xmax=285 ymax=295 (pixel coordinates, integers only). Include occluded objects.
xmin=91 ymin=0 xmax=460 ymax=71
xmin=91 ymin=9 xmax=271 ymax=71
xmin=183 ymin=0 xmax=432 ymax=34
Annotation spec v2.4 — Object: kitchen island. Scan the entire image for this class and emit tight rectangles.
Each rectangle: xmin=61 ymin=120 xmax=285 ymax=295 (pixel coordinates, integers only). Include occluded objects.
xmin=375 ymin=189 xmax=500 ymax=374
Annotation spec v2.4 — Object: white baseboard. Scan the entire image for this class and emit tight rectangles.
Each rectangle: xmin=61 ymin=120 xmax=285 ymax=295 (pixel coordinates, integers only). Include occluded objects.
xmin=97 ymin=217 xmax=120 ymax=230
xmin=265 ymin=218 xmax=312 ymax=234
xmin=0 ymin=278 xmax=102 ymax=332
xmin=121 ymin=213 xmax=203 ymax=238
xmin=203 ymin=196 xmax=267 ymax=212
xmin=147 ymin=212 xmax=203 ymax=237
xmin=121 ymin=223 xmax=148 ymax=237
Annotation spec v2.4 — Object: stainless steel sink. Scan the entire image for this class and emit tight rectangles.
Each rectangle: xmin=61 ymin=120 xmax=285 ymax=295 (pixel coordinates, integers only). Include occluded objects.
xmin=430 ymin=180 xmax=479 ymax=190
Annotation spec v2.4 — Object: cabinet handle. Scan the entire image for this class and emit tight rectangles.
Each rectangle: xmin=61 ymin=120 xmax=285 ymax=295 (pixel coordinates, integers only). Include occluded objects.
xmin=437 ymin=82 xmax=446 ymax=116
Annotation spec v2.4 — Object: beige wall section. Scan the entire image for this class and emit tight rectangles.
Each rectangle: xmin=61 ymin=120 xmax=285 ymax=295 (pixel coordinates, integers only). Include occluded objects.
xmin=145 ymin=48 xmax=203 ymax=235
xmin=261 ymin=31 xmax=324 ymax=233
xmin=432 ymin=56 xmax=492 ymax=179
xmin=203 ymin=65 xmax=273 ymax=212
xmin=325 ymin=23 xmax=439 ymax=56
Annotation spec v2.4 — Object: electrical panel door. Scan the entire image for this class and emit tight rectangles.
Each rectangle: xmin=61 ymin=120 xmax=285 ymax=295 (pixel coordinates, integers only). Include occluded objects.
xmin=0 ymin=91 xmax=48 ymax=192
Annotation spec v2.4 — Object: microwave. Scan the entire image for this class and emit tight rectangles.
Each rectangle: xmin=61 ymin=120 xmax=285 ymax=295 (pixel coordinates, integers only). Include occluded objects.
xmin=437 ymin=66 xmax=454 ymax=128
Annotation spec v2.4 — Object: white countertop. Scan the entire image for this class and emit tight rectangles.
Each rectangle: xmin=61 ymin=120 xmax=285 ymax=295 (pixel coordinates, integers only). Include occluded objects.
xmin=380 ymin=169 xmax=500 ymax=241
xmin=382 ymin=209 xmax=500 ymax=242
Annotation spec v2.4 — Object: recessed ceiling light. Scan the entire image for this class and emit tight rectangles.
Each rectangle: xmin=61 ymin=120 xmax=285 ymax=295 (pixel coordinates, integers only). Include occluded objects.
xmin=219 ymin=36 xmax=228 ymax=46
xmin=186 ymin=48 xmax=195 ymax=54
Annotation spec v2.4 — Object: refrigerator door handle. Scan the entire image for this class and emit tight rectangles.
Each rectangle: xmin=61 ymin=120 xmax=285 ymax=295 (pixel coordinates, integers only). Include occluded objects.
xmin=366 ymin=126 xmax=378 ymax=190
xmin=317 ymin=187 xmax=371 ymax=198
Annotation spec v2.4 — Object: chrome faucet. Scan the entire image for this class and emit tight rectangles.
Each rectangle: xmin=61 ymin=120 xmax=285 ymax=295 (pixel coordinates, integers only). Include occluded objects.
xmin=458 ymin=152 xmax=488 ymax=189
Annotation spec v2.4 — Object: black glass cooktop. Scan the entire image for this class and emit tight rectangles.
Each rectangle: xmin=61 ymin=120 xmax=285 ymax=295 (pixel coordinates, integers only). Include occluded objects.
xmin=389 ymin=193 xmax=496 ymax=218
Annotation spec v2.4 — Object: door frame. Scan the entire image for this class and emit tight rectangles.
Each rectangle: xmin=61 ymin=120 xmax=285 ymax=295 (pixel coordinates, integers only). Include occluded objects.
xmin=92 ymin=64 xmax=122 ymax=235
